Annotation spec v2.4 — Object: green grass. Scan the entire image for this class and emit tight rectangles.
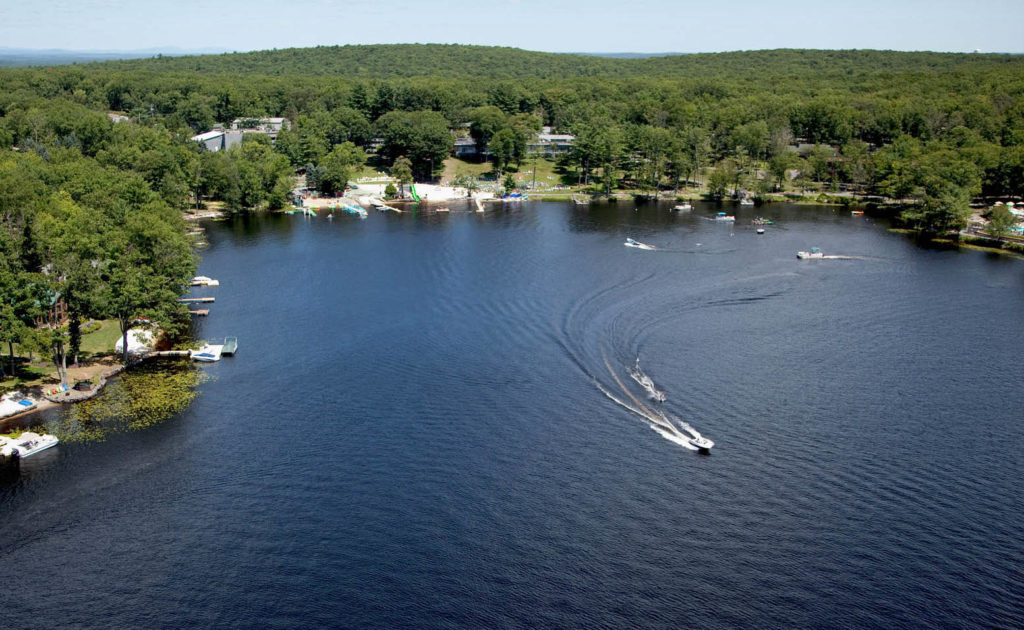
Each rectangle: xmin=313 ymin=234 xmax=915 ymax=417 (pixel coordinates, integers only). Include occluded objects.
xmin=79 ymin=320 xmax=122 ymax=357
xmin=442 ymin=158 xmax=495 ymax=183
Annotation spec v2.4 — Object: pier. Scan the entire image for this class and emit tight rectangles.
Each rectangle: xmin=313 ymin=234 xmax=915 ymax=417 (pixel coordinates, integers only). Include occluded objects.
xmin=189 ymin=309 xmax=210 ymax=316
xmin=179 ymin=297 xmax=215 ymax=303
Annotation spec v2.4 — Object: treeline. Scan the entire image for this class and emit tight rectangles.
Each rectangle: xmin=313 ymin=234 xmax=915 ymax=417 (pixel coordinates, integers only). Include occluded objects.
xmin=0 ymin=45 xmax=1022 ymax=230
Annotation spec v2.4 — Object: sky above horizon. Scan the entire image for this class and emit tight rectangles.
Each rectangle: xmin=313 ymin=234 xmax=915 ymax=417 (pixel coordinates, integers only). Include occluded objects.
xmin=2 ymin=0 xmax=1022 ymax=54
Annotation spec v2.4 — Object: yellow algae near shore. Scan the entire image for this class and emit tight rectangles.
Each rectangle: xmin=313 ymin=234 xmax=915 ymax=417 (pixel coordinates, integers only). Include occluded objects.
xmin=45 ymin=362 xmax=209 ymax=442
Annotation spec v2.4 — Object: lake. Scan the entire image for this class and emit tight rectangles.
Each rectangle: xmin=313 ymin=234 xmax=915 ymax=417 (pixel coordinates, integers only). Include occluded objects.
xmin=2 ymin=200 xmax=1023 ymax=628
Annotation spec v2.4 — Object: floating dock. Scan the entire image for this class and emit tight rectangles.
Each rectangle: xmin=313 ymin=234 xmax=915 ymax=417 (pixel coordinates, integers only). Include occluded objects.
xmin=222 ymin=336 xmax=238 ymax=355
xmin=189 ymin=309 xmax=210 ymax=316
xmin=179 ymin=297 xmax=215 ymax=303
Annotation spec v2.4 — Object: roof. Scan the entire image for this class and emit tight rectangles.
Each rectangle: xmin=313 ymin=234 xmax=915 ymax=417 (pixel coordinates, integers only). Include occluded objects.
xmin=191 ymin=130 xmax=224 ymax=142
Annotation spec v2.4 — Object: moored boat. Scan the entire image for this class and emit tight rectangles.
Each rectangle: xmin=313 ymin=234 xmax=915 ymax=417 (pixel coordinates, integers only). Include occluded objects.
xmin=715 ymin=212 xmax=736 ymax=222
xmin=191 ymin=275 xmax=219 ymax=286
xmin=0 ymin=432 xmax=59 ymax=458
xmin=673 ymin=203 xmax=692 ymax=211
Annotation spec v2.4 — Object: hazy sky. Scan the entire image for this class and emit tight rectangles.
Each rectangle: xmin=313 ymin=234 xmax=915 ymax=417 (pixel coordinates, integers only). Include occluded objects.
xmin=2 ymin=0 xmax=1022 ymax=53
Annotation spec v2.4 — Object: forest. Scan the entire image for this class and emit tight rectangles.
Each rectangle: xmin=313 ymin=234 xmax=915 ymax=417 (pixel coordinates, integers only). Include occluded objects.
xmin=2 ymin=45 xmax=1024 ymax=381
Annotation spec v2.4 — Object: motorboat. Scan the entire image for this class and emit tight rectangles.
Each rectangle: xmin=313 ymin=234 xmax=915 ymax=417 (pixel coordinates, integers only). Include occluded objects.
xmin=714 ymin=212 xmax=735 ymax=222
xmin=191 ymin=276 xmax=219 ymax=287
xmin=0 ymin=432 xmax=59 ymax=458
xmin=673 ymin=203 xmax=692 ymax=211
xmin=192 ymin=344 xmax=223 ymax=362
xmin=689 ymin=435 xmax=714 ymax=451
xmin=756 ymin=228 xmax=765 ymax=234
xmin=797 ymin=247 xmax=824 ymax=259
xmin=739 ymin=198 xmax=755 ymax=206
xmin=624 ymin=238 xmax=656 ymax=250
xmin=629 ymin=358 xmax=666 ymax=402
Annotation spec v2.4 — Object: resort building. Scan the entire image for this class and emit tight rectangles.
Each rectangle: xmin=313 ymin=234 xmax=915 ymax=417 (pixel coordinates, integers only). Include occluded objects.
xmin=190 ymin=129 xmax=244 ymax=152
xmin=230 ymin=117 xmax=290 ymax=142
xmin=526 ymin=127 xmax=575 ymax=158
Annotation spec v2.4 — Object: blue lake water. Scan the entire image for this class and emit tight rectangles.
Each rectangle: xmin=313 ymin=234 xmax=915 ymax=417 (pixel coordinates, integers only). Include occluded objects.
xmin=2 ymin=201 xmax=1023 ymax=628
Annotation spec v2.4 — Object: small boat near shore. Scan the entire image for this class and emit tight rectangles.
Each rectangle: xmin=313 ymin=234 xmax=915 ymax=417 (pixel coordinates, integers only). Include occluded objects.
xmin=797 ymin=247 xmax=824 ymax=259
xmin=0 ymin=432 xmax=59 ymax=458
xmin=192 ymin=344 xmax=224 ymax=362
xmin=191 ymin=276 xmax=219 ymax=287
xmin=739 ymin=198 xmax=755 ymax=206
xmin=673 ymin=203 xmax=692 ymax=211
xmin=714 ymin=212 xmax=736 ymax=222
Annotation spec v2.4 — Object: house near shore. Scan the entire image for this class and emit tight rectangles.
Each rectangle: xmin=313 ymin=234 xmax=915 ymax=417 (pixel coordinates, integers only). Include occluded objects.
xmin=452 ymin=126 xmax=575 ymax=160
xmin=454 ymin=136 xmax=480 ymax=158
xmin=527 ymin=127 xmax=575 ymax=158
xmin=190 ymin=129 xmax=244 ymax=152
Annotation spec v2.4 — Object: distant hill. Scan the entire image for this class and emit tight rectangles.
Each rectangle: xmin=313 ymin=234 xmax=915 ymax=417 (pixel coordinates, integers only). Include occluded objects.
xmin=0 ymin=47 xmax=230 ymax=67
xmin=80 ymin=44 xmax=1020 ymax=80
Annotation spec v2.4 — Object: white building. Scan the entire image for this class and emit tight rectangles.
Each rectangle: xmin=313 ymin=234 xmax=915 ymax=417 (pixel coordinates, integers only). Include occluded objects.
xmin=190 ymin=130 xmax=244 ymax=152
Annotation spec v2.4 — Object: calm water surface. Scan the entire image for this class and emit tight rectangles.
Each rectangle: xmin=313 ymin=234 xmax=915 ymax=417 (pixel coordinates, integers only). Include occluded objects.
xmin=2 ymin=201 xmax=1023 ymax=628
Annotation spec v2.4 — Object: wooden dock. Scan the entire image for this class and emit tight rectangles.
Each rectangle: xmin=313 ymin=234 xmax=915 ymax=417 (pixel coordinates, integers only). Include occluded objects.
xmin=189 ymin=309 xmax=210 ymax=316
xmin=179 ymin=297 xmax=215 ymax=303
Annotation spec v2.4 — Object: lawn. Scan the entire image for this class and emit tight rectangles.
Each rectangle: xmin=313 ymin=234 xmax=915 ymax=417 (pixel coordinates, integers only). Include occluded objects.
xmin=79 ymin=320 xmax=122 ymax=357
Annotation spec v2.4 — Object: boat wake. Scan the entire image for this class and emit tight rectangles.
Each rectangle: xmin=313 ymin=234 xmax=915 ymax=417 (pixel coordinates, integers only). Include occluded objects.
xmin=598 ymin=354 xmax=705 ymax=451
xmin=624 ymin=237 xmax=657 ymax=250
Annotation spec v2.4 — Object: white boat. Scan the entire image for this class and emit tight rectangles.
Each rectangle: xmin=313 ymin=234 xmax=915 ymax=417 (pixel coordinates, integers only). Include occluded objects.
xmin=192 ymin=344 xmax=223 ymax=362
xmin=689 ymin=435 xmax=714 ymax=451
xmin=0 ymin=432 xmax=59 ymax=458
xmin=740 ymin=198 xmax=755 ymax=206
xmin=624 ymin=238 xmax=656 ymax=250
xmin=673 ymin=203 xmax=692 ymax=211
xmin=797 ymin=247 xmax=824 ymax=259
xmin=756 ymin=228 xmax=765 ymax=234
xmin=714 ymin=212 xmax=735 ymax=222
xmin=191 ymin=276 xmax=219 ymax=287
xmin=436 ymin=207 xmax=450 ymax=213
xmin=629 ymin=358 xmax=666 ymax=402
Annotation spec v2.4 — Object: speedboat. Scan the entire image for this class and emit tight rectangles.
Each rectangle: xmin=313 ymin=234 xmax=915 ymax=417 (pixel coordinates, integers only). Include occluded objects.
xmin=673 ymin=203 xmax=692 ymax=211
xmin=714 ymin=212 xmax=736 ymax=222
xmin=624 ymin=238 xmax=656 ymax=250
xmin=797 ymin=247 xmax=824 ymax=259
xmin=689 ymin=435 xmax=714 ymax=451
xmin=0 ymin=432 xmax=59 ymax=458
xmin=191 ymin=276 xmax=219 ymax=286
xmin=192 ymin=344 xmax=223 ymax=362
xmin=629 ymin=358 xmax=666 ymax=402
